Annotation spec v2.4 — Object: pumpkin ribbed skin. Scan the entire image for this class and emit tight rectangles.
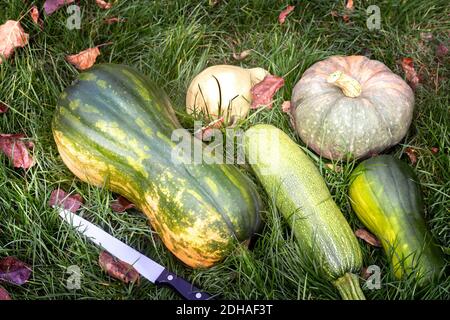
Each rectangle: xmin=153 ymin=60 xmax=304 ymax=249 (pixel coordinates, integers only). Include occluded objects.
xmin=349 ymin=155 xmax=445 ymax=282
xmin=291 ymin=55 xmax=414 ymax=160
xmin=244 ymin=124 xmax=365 ymax=300
xmin=52 ymin=64 xmax=262 ymax=268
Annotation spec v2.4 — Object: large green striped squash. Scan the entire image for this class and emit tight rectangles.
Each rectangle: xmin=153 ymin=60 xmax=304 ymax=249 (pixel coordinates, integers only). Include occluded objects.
xmin=349 ymin=155 xmax=445 ymax=283
xmin=52 ymin=64 xmax=262 ymax=268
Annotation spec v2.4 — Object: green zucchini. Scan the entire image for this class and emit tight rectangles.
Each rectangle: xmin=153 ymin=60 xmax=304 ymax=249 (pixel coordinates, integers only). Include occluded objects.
xmin=243 ymin=124 xmax=365 ymax=300
xmin=349 ymin=155 xmax=445 ymax=283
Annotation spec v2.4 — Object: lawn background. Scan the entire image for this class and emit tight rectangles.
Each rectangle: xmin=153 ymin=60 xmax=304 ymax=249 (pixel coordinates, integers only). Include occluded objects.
xmin=0 ymin=0 xmax=448 ymax=299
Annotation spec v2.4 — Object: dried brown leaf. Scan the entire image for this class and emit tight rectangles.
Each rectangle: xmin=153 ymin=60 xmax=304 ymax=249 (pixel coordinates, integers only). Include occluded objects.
xmin=99 ymin=251 xmax=140 ymax=284
xmin=251 ymin=75 xmax=285 ymax=109
xmin=96 ymin=0 xmax=112 ymax=9
xmin=44 ymin=0 xmax=75 ymax=15
xmin=111 ymin=196 xmax=135 ymax=213
xmin=232 ymin=49 xmax=251 ymax=61
xmin=346 ymin=0 xmax=354 ymax=10
xmin=30 ymin=6 xmax=41 ymax=25
xmin=0 ymin=134 xmax=34 ymax=169
xmin=342 ymin=0 xmax=354 ymax=22
xmin=0 ymin=286 xmax=11 ymax=300
xmin=0 ymin=20 xmax=29 ymax=64
xmin=360 ymin=267 xmax=372 ymax=280
xmin=355 ymin=229 xmax=381 ymax=247
xmin=66 ymin=47 xmax=101 ymax=70
xmin=0 ymin=257 xmax=32 ymax=285
xmin=405 ymin=147 xmax=417 ymax=165
xmin=278 ymin=5 xmax=295 ymax=25
xmin=48 ymin=188 xmax=83 ymax=212
xmin=401 ymin=57 xmax=420 ymax=90
xmin=104 ymin=17 xmax=126 ymax=24
xmin=0 ymin=102 xmax=8 ymax=114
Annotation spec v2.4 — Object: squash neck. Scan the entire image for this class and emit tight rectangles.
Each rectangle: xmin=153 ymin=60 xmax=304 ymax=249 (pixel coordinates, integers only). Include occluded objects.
xmin=333 ymin=272 xmax=366 ymax=300
xmin=327 ymin=71 xmax=362 ymax=98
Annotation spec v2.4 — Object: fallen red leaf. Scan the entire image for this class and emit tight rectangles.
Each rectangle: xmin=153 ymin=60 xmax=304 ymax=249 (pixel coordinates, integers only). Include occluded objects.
xmin=355 ymin=229 xmax=381 ymax=247
xmin=194 ymin=117 xmax=224 ymax=141
xmin=251 ymin=75 xmax=285 ymax=109
xmin=43 ymin=0 xmax=75 ymax=15
xmin=96 ymin=0 xmax=113 ymax=9
xmin=0 ymin=20 xmax=29 ymax=64
xmin=278 ymin=5 xmax=295 ymax=25
xmin=49 ymin=188 xmax=83 ymax=212
xmin=0 ymin=286 xmax=11 ymax=300
xmin=99 ymin=251 xmax=140 ymax=284
xmin=0 ymin=134 xmax=34 ymax=169
xmin=360 ymin=267 xmax=372 ymax=280
xmin=401 ymin=57 xmax=420 ymax=90
xmin=0 ymin=257 xmax=32 ymax=286
xmin=342 ymin=0 xmax=354 ymax=23
xmin=232 ymin=49 xmax=251 ymax=61
xmin=66 ymin=47 xmax=101 ymax=70
xmin=30 ymin=6 xmax=41 ymax=26
xmin=111 ymin=196 xmax=136 ymax=213
xmin=436 ymin=43 xmax=449 ymax=57
xmin=346 ymin=0 xmax=354 ymax=10
xmin=281 ymin=100 xmax=291 ymax=113
xmin=104 ymin=17 xmax=126 ymax=24
xmin=405 ymin=147 xmax=418 ymax=165
xmin=431 ymin=147 xmax=439 ymax=154
xmin=0 ymin=102 xmax=8 ymax=114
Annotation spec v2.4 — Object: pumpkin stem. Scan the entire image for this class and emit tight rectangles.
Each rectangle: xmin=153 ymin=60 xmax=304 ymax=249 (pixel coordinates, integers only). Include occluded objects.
xmin=333 ymin=272 xmax=366 ymax=300
xmin=327 ymin=71 xmax=362 ymax=98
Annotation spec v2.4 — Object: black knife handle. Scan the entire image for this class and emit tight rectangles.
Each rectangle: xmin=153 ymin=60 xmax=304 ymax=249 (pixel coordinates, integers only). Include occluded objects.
xmin=155 ymin=269 xmax=212 ymax=300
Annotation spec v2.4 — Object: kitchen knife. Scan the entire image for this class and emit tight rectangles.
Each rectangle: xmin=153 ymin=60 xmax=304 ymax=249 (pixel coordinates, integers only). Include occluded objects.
xmin=58 ymin=207 xmax=212 ymax=300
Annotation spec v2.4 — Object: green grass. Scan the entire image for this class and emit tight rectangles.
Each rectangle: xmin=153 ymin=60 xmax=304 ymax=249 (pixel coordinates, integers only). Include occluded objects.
xmin=0 ymin=0 xmax=449 ymax=300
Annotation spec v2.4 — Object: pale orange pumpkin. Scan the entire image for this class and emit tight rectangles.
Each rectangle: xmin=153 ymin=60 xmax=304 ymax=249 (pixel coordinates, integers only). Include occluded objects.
xmin=291 ymin=55 xmax=414 ymax=160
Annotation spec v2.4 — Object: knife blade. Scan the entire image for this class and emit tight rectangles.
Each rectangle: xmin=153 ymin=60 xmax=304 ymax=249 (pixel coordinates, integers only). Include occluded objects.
xmin=58 ymin=208 xmax=212 ymax=300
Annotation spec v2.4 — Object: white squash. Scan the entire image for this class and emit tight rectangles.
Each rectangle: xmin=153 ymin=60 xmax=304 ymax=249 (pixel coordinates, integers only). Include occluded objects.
xmin=186 ymin=65 xmax=269 ymax=125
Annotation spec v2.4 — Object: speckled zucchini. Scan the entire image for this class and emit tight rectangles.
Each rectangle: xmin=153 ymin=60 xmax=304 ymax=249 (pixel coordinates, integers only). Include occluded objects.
xmin=243 ymin=124 xmax=365 ymax=300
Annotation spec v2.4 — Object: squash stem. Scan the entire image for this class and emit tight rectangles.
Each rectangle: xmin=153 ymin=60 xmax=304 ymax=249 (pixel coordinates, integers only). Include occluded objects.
xmin=327 ymin=71 xmax=362 ymax=98
xmin=333 ymin=272 xmax=366 ymax=300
